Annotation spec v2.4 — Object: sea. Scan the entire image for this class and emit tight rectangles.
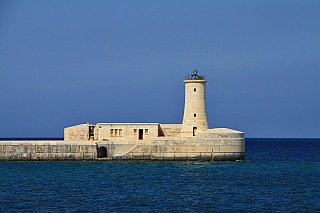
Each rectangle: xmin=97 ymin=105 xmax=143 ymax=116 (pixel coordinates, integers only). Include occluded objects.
xmin=0 ymin=138 xmax=319 ymax=212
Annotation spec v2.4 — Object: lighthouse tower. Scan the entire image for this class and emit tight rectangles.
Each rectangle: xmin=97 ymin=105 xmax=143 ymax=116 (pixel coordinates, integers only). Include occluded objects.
xmin=180 ymin=69 xmax=209 ymax=137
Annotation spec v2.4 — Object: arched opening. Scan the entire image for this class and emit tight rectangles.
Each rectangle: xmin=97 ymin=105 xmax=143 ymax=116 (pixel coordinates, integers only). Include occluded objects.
xmin=98 ymin=146 xmax=107 ymax=158
xmin=193 ymin=127 xmax=197 ymax=136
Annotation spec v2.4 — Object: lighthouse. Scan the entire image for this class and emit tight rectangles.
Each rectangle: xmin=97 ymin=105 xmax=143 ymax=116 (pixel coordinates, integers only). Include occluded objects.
xmin=180 ymin=69 xmax=209 ymax=137
xmin=62 ymin=68 xmax=245 ymax=161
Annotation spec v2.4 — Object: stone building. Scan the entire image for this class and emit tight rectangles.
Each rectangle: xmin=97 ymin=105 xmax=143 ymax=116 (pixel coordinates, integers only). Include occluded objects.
xmin=64 ymin=70 xmax=245 ymax=161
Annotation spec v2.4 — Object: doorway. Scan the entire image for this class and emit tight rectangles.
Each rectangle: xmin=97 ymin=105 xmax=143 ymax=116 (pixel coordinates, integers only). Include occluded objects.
xmin=139 ymin=129 xmax=143 ymax=140
xmin=193 ymin=127 xmax=197 ymax=136
xmin=89 ymin=125 xmax=95 ymax=140
xmin=98 ymin=146 xmax=107 ymax=158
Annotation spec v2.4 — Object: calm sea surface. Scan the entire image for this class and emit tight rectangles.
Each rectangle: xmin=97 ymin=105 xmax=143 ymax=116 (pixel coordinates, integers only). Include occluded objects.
xmin=0 ymin=138 xmax=320 ymax=212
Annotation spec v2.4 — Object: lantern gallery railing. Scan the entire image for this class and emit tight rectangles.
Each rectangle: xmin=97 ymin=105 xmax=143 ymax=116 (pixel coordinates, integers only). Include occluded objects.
xmin=185 ymin=68 xmax=206 ymax=80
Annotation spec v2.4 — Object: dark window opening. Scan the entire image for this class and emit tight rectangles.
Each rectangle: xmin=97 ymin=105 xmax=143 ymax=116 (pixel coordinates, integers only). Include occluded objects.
xmin=158 ymin=127 xmax=164 ymax=137
xmin=194 ymin=113 xmax=196 ymax=117
xmin=139 ymin=129 xmax=143 ymax=140
xmin=193 ymin=127 xmax=197 ymax=136
xmin=194 ymin=88 xmax=196 ymax=92
xmin=98 ymin=146 xmax=107 ymax=158
xmin=89 ymin=126 xmax=95 ymax=140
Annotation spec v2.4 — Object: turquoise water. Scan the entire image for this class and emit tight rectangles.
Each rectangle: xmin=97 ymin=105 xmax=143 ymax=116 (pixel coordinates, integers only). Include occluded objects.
xmin=0 ymin=138 xmax=320 ymax=212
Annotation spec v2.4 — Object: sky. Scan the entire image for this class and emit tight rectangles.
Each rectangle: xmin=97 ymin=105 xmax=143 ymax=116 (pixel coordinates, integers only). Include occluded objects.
xmin=0 ymin=0 xmax=319 ymax=138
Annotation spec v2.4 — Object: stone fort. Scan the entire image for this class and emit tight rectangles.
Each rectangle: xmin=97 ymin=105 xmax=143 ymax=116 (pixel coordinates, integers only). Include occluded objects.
xmin=0 ymin=70 xmax=245 ymax=161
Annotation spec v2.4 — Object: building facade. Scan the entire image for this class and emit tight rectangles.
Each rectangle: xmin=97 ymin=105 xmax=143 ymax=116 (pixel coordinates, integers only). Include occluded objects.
xmin=0 ymin=70 xmax=245 ymax=161
xmin=63 ymin=71 xmax=245 ymax=161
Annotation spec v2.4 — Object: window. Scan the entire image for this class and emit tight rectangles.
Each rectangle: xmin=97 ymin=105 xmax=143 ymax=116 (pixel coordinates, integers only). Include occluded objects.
xmin=145 ymin=129 xmax=148 ymax=134
xmin=110 ymin=129 xmax=123 ymax=137
xmin=194 ymin=88 xmax=196 ymax=92
xmin=194 ymin=113 xmax=196 ymax=117
xmin=134 ymin=129 xmax=137 ymax=134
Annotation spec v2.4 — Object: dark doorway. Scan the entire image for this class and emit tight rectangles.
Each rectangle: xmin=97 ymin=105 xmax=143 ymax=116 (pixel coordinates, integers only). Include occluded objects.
xmin=89 ymin=125 xmax=95 ymax=140
xmin=98 ymin=146 xmax=107 ymax=158
xmin=193 ymin=127 xmax=197 ymax=136
xmin=139 ymin=129 xmax=143 ymax=140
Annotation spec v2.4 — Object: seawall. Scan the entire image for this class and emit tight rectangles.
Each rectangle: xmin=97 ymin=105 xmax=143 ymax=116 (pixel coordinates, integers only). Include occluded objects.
xmin=99 ymin=137 xmax=245 ymax=161
xmin=0 ymin=141 xmax=97 ymax=161
xmin=0 ymin=138 xmax=245 ymax=161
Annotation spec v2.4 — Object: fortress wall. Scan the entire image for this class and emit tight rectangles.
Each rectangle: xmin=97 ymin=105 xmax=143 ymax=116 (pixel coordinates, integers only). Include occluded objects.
xmin=159 ymin=124 xmax=181 ymax=137
xmin=202 ymin=132 xmax=244 ymax=138
xmin=104 ymin=137 xmax=245 ymax=161
xmin=0 ymin=141 xmax=97 ymax=161
xmin=64 ymin=124 xmax=89 ymax=141
xmin=111 ymin=144 xmax=244 ymax=161
xmin=0 ymin=137 xmax=245 ymax=161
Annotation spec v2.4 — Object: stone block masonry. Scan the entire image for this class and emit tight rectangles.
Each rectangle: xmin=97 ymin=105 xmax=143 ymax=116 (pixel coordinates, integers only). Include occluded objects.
xmin=0 ymin=141 xmax=97 ymax=161
xmin=0 ymin=70 xmax=245 ymax=161
xmin=0 ymin=133 xmax=245 ymax=161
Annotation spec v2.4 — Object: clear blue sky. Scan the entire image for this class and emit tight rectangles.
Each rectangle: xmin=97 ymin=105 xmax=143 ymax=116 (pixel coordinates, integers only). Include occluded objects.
xmin=0 ymin=0 xmax=319 ymax=138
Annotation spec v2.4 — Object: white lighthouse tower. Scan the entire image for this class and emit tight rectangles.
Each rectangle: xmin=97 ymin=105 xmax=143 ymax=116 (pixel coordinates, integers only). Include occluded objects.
xmin=180 ymin=69 xmax=209 ymax=137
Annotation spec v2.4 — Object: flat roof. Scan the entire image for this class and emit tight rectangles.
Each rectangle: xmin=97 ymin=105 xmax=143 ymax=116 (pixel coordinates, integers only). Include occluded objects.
xmin=204 ymin=128 xmax=244 ymax=133
xmin=97 ymin=123 xmax=159 ymax=125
